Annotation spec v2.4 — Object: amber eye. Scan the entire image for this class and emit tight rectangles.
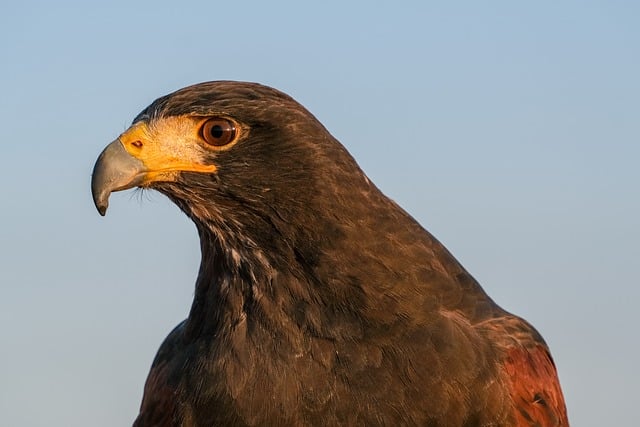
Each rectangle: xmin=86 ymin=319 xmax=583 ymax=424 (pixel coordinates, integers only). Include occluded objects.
xmin=201 ymin=118 xmax=236 ymax=146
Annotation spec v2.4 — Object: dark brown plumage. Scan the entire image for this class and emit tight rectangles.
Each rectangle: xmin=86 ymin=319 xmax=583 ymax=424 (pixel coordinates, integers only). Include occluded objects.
xmin=91 ymin=81 xmax=568 ymax=426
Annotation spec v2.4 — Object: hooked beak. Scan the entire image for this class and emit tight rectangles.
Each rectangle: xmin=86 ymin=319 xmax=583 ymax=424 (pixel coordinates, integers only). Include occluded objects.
xmin=91 ymin=139 xmax=146 ymax=216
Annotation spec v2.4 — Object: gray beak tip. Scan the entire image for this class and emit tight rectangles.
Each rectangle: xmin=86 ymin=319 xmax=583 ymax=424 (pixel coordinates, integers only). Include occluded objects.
xmin=95 ymin=197 xmax=108 ymax=216
xmin=91 ymin=140 xmax=146 ymax=216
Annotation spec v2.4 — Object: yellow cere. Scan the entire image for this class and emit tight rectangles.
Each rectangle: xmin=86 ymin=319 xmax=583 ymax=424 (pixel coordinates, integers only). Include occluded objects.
xmin=118 ymin=117 xmax=218 ymax=185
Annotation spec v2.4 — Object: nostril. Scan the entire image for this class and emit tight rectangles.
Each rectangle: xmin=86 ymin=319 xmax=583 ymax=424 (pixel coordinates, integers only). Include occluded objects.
xmin=131 ymin=140 xmax=143 ymax=148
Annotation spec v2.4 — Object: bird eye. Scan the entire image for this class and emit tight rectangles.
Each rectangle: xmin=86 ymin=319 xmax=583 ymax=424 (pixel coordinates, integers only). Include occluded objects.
xmin=201 ymin=118 xmax=236 ymax=146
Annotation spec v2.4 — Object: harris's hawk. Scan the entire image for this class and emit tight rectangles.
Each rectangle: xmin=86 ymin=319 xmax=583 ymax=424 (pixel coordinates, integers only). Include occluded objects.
xmin=91 ymin=81 xmax=568 ymax=426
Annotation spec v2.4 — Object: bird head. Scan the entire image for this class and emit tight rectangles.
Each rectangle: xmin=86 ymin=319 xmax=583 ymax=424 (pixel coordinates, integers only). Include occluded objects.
xmin=91 ymin=81 xmax=379 ymax=271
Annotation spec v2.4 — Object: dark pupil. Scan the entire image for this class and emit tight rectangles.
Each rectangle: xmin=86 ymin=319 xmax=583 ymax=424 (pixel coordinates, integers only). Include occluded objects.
xmin=210 ymin=125 xmax=224 ymax=139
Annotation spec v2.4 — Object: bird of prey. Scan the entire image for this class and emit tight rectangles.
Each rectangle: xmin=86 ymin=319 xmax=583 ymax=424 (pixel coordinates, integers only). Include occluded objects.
xmin=92 ymin=81 xmax=568 ymax=426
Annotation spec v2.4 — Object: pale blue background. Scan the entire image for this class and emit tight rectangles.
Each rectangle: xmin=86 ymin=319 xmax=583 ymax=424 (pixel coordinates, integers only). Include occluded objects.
xmin=1 ymin=1 xmax=638 ymax=426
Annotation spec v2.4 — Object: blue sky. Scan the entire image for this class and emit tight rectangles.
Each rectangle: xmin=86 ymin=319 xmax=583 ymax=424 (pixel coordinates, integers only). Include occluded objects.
xmin=1 ymin=1 xmax=638 ymax=425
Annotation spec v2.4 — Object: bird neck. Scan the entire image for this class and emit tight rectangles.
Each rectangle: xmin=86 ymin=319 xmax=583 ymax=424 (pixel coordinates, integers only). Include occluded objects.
xmin=181 ymin=222 xmax=267 ymax=340
xmin=178 ymin=178 xmax=497 ymax=342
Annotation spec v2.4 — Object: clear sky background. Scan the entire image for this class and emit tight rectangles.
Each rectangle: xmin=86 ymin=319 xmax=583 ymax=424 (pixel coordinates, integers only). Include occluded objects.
xmin=1 ymin=1 xmax=638 ymax=426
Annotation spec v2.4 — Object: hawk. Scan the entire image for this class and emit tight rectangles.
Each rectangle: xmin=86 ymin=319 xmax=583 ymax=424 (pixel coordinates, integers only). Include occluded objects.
xmin=92 ymin=81 xmax=568 ymax=426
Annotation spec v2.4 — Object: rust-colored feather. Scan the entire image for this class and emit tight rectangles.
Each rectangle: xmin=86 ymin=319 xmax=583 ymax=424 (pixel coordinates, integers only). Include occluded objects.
xmin=503 ymin=344 xmax=569 ymax=426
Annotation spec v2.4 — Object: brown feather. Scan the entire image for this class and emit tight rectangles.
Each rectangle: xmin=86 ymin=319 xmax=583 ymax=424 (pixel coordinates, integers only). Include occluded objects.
xmin=95 ymin=81 xmax=569 ymax=426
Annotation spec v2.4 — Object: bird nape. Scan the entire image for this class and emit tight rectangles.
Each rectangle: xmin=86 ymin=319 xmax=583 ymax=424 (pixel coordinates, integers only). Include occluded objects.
xmin=91 ymin=81 xmax=568 ymax=426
